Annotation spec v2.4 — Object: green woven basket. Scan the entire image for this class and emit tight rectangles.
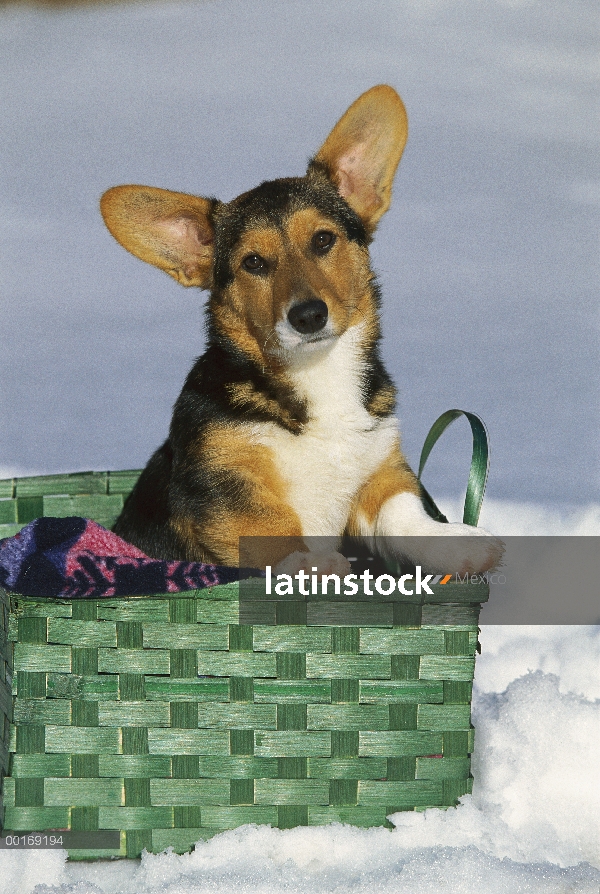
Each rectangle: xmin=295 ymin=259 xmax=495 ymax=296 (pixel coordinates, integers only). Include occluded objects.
xmin=0 ymin=447 xmax=489 ymax=859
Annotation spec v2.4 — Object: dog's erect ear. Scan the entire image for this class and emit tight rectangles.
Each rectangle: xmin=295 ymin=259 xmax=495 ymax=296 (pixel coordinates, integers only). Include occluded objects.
xmin=312 ymin=85 xmax=408 ymax=233
xmin=100 ymin=186 xmax=214 ymax=288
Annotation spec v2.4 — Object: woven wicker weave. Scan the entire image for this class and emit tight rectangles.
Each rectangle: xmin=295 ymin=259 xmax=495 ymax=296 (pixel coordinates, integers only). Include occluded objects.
xmin=0 ymin=472 xmax=487 ymax=859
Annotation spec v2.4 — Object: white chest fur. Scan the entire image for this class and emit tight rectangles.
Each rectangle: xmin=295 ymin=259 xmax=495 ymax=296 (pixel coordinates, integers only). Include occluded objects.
xmin=252 ymin=325 xmax=398 ymax=536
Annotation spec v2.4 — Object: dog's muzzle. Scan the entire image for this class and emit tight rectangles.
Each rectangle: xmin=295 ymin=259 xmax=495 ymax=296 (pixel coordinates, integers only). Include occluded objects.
xmin=287 ymin=299 xmax=328 ymax=335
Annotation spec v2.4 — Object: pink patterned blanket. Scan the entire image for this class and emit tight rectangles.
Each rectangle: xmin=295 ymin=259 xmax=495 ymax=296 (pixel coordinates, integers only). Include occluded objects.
xmin=0 ymin=517 xmax=245 ymax=598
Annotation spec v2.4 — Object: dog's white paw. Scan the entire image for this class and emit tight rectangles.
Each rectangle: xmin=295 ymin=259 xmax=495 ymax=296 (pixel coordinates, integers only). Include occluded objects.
xmin=396 ymin=525 xmax=504 ymax=575
xmin=274 ymin=549 xmax=351 ymax=578
xmin=374 ymin=493 xmax=504 ymax=574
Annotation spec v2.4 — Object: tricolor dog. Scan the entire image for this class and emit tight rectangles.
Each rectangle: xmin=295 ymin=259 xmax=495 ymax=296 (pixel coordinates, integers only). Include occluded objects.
xmin=101 ymin=85 xmax=502 ymax=573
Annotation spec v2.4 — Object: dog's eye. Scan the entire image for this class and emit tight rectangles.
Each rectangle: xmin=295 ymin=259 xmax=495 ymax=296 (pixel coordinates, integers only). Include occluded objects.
xmin=312 ymin=231 xmax=336 ymax=254
xmin=242 ymin=253 xmax=268 ymax=274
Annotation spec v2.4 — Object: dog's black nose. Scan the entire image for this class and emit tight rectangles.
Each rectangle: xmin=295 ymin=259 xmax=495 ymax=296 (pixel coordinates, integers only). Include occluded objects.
xmin=287 ymin=299 xmax=328 ymax=334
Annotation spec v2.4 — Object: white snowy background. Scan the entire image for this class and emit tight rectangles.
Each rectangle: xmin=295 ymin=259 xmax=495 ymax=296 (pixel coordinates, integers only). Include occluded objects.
xmin=1 ymin=0 xmax=598 ymax=891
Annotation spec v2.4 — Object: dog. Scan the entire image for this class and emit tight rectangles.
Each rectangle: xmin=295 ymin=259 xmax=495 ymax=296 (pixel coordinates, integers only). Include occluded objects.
xmin=101 ymin=85 xmax=502 ymax=574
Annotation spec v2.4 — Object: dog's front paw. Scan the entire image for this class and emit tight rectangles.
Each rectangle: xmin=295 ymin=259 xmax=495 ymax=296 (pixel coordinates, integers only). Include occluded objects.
xmin=274 ymin=549 xmax=351 ymax=578
xmin=375 ymin=493 xmax=504 ymax=574
xmin=438 ymin=524 xmax=504 ymax=575
xmin=399 ymin=524 xmax=504 ymax=575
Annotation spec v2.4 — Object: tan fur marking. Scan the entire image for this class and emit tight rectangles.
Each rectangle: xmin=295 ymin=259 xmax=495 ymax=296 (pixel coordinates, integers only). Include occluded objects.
xmin=366 ymin=385 xmax=396 ymax=417
xmin=210 ymin=226 xmax=285 ymax=369
xmin=346 ymin=443 xmax=420 ymax=535
xmin=172 ymin=424 xmax=305 ymax=566
xmin=199 ymin=517 xmax=306 ymax=569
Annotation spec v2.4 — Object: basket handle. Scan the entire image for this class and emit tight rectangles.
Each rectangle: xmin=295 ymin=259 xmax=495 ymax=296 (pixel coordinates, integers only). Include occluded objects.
xmin=417 ymin=409 xmax=490 ymax=527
